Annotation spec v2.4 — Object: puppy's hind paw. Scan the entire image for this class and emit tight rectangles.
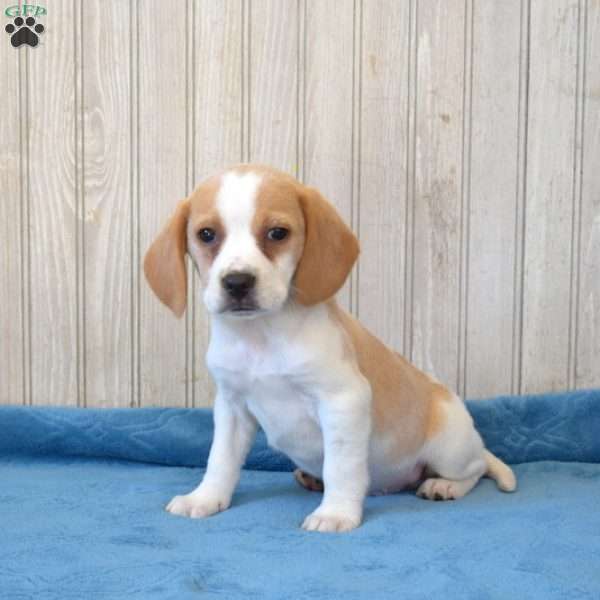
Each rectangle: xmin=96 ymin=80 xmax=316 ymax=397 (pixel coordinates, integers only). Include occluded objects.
xmin=416 ymin=477 xmax=472 ymax=501
xmin=294 ymin=468 xmax=324 ymax=492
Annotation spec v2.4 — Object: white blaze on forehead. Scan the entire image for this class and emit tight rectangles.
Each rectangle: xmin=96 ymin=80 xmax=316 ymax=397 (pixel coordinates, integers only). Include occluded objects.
xmin=216 ymin=171 xmax=262 ymax=235
xmin=202 ymin=170 xmax=296 ymax=314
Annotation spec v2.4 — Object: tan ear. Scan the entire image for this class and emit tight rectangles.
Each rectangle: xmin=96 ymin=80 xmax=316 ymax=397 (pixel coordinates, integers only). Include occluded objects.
xmin=143 ymin=200 xmax=190 ymax=317
xmin=294 ymin=186 xmax=359 ymax=305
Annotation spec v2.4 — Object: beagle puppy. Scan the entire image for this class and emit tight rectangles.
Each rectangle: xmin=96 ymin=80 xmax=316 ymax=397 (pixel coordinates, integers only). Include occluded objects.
xmin=144 ymin=164 xmax=516 ymax=533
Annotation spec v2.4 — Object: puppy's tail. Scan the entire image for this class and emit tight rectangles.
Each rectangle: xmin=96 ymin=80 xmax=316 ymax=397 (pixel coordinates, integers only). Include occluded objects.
xmin=484 ymin=449 xmax=517 ymax=492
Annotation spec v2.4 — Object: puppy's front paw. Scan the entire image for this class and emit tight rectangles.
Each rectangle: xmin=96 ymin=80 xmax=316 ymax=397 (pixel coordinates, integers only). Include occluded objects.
xmin=166 ymin=492 xmax=230 ymax=519
xmin=302 ymin=507 xmax=361 ymax=533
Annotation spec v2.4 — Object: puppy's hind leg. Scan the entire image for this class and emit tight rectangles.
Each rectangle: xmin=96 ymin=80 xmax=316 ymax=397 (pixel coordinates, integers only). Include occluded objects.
xmin=294 ymin=469 xmax=324 ymax=492
xmin=417 ymin=398 xmax=488 ymax=502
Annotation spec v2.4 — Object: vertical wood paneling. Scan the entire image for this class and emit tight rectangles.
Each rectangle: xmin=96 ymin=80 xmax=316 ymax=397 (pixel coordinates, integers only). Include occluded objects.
xmin=304 ymin=0 xmax=354 ymax=310
xmin=522 ymin=0 xmax=579 ymax=393
xmin=457 ymin=0 xmax=474 ymax=397
xmin=249 ymin=0 xmax=298 ymax=172
xmin=138 ymin=1 xmax=188 ymax=407
xmin=577 ymin=0 xmax=600 ymax=389
xmin=192 ymin=0 xmax=244 ymax=408
xmin=465 ymin=1 xmax=522 ymax=398
xmin=74 ymin=0 xmax=85 ymax=410
xmin=512 ymin=0 xmax=531 ymax=396
xmin=350 ymin=0 xmax=362 ymax=315
xmin=193 ymin=1 xmax=244 ymax=177
xmin=0 ymin=24 xmax=24 ymax=405
xmin=82 ymin=1 xmax=132 ymax=407
xmin=2 ymin=2 xmax=599 ymax=407
xmin=404 ymin=0 xmax=418 ymax=361
xmin=411 ymin=1 xmax=466 ymax=390
xmin=358 ymin=0 xmax=410 ymax=346
xmin=27 ymin=0 xmax=78 ymax=406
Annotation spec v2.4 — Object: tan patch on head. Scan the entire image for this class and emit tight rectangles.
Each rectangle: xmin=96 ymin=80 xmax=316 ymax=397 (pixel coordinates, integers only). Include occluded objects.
xmin=187 ymin=175 xmax=226 ymax=281
xmin=250 ymin=174 xmax=305 ymax=263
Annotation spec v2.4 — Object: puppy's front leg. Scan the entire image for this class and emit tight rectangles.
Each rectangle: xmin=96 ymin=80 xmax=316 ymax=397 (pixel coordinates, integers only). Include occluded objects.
xmin=166 ymin=389 xmax=258 ymax=519
xmin=302 ymin=386 xmax=371 ymax=533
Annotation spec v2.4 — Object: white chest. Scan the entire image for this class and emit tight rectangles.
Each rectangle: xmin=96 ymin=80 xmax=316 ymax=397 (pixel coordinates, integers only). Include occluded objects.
xmin=206 ymin=304 xmax=346 ymax=475
xmin=209 ymin=366 xmax=326 ymax=475
xmin=246 ymin=375 xmax=324 ymax=472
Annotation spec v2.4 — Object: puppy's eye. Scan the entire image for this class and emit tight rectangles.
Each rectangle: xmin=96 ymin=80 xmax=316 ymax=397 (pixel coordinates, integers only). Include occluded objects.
xmin=266 ymin=227 xmax=289 ymax=242
xmin=197 ymin=228 xmax=216 ymax=244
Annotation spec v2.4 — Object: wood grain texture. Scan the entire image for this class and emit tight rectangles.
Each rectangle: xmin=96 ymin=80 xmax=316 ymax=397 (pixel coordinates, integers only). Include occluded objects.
xmin=0 ymin=25 xmax=24 ymax=405
xmin=304 ymin=0 xmax=354 ymax=311
xmin=82 ymin=1 xmax=132 ymax=407
xmin=511 ymin=0 xmax=531 ymax=395
xmin=2 ymin=1 xmax=598 ymax=408
xmin=521 ymin=0 xmax=579 ymax=393
xmin=192 ymin=0 xmax=244 ymax=408
xmin=27 ymin=0 xmax=78 ymax=406
xmin=357 ymin=0 xmax=410 ymax=351
xmin=138 ymin=0 xmax=188 ymax=408
xmin=411 ymin=0 xmax=466 ymax=391
xmin=576 ymin=0 xmax=600 ymax=389
xmin=465 ymin=1 xmax=522 ymax=398
xmin=248 ymin=0 xmax=298 ymax=172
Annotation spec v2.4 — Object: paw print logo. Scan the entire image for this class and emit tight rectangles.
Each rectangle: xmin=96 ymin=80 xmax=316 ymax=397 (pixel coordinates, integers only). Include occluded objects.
xmin=5 ymin=16 xmax=44 ymax=48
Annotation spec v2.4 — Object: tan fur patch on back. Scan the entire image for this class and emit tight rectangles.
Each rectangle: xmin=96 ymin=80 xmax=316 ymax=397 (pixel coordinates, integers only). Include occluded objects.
xmin=425 ymin=385 xmax=452 ymax=439
xmin=328 ymin=301 xmax=454 ymax=459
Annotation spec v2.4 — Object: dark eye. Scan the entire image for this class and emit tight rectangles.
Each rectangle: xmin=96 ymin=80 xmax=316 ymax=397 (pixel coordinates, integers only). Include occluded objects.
xmin=197 ymin=228 xmax=216 ymax=243
xmin=266 ymin=227 xmax=289 ymax=242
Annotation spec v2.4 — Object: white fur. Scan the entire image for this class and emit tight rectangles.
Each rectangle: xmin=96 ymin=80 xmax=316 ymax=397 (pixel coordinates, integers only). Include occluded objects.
xmin=165 ymin=170 xmax=512 ymax=532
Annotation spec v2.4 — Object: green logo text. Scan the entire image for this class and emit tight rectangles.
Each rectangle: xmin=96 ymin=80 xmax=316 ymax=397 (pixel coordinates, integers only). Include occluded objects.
xmin=5 ymin=4 xmax=46 ymax=17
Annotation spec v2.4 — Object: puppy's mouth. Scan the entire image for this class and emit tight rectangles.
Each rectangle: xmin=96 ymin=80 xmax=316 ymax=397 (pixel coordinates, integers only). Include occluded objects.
xmin=221 ymin=301 xmax=263 ymax=317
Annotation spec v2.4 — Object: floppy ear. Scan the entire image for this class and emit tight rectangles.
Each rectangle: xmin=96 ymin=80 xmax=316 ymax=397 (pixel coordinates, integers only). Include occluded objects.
xmin=294 ymin=186 xmax=359 ymax=306
xmin=143 ymin=200 xmax=190 ymax=317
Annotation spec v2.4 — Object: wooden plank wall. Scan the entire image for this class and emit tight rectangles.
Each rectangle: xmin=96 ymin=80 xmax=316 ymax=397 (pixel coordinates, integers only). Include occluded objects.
xmin=1 ymin=0 xmax=598 ymax=407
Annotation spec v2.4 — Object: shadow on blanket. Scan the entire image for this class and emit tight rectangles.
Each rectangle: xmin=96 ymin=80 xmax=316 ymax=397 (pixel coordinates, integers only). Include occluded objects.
xmin=1 ymin=389 xmax=599 ymax=599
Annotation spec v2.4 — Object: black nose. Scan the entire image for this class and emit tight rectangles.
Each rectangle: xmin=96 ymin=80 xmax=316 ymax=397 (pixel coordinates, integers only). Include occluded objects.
xmin=222 ymin=272 xmax=256 ymax=300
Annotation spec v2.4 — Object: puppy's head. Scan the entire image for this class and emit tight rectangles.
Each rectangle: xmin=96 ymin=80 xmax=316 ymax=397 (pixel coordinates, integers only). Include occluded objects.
xmin=143 ymin=165 xmax=359 ymax=318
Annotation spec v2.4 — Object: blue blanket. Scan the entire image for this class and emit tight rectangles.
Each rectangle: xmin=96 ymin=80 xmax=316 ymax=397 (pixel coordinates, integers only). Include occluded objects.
xmin=1 ymin=389 xmax=599 ymax=599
